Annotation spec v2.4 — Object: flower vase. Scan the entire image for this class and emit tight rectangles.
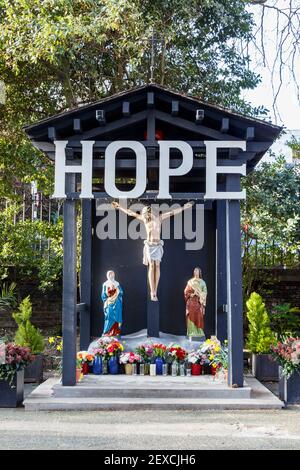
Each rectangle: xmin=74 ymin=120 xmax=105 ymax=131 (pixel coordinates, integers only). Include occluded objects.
xmin=125 ymin=363 xmax=133 ymax=375
xmin=102 ymin=360 xmax=108 ymax=374
xmin=144 ymin=363 xmax=150 ymax=375
xmin=211 ymin=365 xmax=220 ymax=376
xmin=108 ymin=356 xmax=119 ymax=375
xmin=191 ymin=364 xmax=202 ymax=376
xmin=82 ymin=362 xmax=89 ymax=375
xmin=155 ymin=357 xmax=164 ymax=375
xmin=76 ymin=368 xmax=82 ymax=382
xmin=171 ymin=362 xmax=178 ymax=376
xmin=93 ymin=356 xmax=103 ymax=375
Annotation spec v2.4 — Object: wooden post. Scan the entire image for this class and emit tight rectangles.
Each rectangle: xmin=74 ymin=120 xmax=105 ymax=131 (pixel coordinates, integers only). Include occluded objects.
xmin=147 ymin=299 xmax=160 ymax=338
xmin=216 ymin=199 xmax=227 ymax=342
xmin=226 ymin=175 xmax=244 ymax=388
xmin=79 ymin=199 xmax=92 ymax=350
xmin=62 ymin=174 xmax=77 ymax=386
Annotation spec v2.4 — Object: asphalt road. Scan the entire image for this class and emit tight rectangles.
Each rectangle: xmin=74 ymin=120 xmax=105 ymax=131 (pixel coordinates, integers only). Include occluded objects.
xmin=1 ymin=407 xmax=300 ymax=450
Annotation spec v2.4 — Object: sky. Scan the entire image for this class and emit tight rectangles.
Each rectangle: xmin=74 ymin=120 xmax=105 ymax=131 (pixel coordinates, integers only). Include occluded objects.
xmin=242 ymin=1 xmax=300 ymax=130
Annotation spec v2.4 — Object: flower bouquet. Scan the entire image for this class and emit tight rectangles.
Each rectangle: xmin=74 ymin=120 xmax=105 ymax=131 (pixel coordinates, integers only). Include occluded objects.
xmin=106 ymin=339 xmax=124 ymax=357
xmin=106 ymin=338 xmax=123 ymax=374
xmin=0 ymin=343 xmax=33 ymax=386
xmin=200 ymin=336 xmax=222 ymax=374
xmin=166 ymin=345 xmax=187 ymax=363
xmin=119 ymin=352 xmax=141 ymax=375
xmin=187 ymin=350 xmax=206 ymax=375
xmin=135 ymin=344 xmax=154 ymax=374
xmin=209 ymin=342 xmax=229 ymax=380
xmin=152 ymin=343 xmax=167 ymax=359
xmin=271 ymin=337 xmax=300 ymax=378
xmin=151 ymin=343 xmax=167 ymax=375
xmin=77 ymin=351 xmax=94 ymax=375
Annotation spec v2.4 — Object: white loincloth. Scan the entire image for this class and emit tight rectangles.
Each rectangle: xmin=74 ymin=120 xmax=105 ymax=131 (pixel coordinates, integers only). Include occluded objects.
xmin=143 ymin=240 xmax=164 ymax=266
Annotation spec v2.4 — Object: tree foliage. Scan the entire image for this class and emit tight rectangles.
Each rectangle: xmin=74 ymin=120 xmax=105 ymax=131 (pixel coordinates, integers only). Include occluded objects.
xmin=246 ymin=291 xmax=275 ymax=353
xmin=242 ymin=155 xmax=300 ymax=259
xmin=0 ymin=204 xmax=63 ymax=291
xmin=13 ymin=295 xmax=45 ymax=354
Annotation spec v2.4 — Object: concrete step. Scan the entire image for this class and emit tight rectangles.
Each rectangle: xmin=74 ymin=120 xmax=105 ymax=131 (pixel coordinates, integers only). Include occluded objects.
xmin=23 ymin=375 xmax=284 ymax=411
xmin=52 ymin=384 xmax=251 ymax=399
xmin=52 ymin=375 xmax=252 ymax=399
xmin=24 ymin=396 xmax=283 ymax=411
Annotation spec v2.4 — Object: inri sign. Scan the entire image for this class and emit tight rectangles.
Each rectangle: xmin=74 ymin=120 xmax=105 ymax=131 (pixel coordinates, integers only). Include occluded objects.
xmin=52 ymin=140 xmax=247 ymax=200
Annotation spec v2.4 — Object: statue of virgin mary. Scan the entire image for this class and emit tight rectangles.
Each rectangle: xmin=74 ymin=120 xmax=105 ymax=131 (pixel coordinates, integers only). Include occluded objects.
xmin=101 ymin=270 xmax=123 ymax=336
xmin=184 ymin=267 xmax=207 ymax=338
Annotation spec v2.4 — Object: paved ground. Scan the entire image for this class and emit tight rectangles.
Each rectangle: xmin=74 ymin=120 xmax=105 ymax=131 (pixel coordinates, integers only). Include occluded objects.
xmin=1 ymin=399 xmax=300 ymax=449
xmin=0 ymin=382 xmax=298 ymax=450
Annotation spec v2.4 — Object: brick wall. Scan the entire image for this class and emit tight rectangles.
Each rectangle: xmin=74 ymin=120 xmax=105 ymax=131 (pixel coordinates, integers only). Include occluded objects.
xmin=0 ymin=280 xmax=62 ymax=334
xmin=252 ymin=268 xmax=300 ymax=309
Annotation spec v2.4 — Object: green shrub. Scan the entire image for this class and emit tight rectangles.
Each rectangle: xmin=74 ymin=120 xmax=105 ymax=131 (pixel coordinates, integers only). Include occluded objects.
xmin=13 ymin=296 xmax=45 ymax=355
xmin=246 ymin=292 xmax=275 ymax=354
xmin=0 ymin=282 xmax=17 ymax=309
xmin=270 ymin=303 xmax=300 ymax=338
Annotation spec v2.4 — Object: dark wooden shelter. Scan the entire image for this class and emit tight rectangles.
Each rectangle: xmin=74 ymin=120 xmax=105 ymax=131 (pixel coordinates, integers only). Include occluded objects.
xmin=24 ymin=84 xmax=281 ymax=388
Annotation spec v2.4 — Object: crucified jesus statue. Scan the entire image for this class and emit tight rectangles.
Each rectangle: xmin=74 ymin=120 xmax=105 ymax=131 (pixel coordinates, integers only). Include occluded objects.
xmin=111 ymin=201 xmax=194 ymax=301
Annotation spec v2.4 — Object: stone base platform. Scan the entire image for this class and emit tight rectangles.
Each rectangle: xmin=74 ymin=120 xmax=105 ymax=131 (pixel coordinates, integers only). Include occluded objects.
xmin=24 ymin=374 xmax=284 ymax=411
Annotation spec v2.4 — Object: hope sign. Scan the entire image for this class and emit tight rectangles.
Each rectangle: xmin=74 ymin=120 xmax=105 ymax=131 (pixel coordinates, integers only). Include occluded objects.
xmin=52 ymin=140 xmax=246 ymax=200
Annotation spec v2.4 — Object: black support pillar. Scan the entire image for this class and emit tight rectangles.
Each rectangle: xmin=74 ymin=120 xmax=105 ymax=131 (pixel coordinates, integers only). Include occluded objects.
xmin=79 ymin=199 xmax=92 ymax=350
xmin=216 ymin=199 xmax=228 ymax=342
xmin=62 ymin=174 xmax=77 ymax=386
xmin=226 ymin=175 xmax=244 ymax=388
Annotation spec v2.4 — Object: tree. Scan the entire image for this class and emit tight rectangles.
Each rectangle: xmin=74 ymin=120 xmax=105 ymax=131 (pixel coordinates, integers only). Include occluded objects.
xmin=246 ymin=292 xmax=275 ymax=353
xmin=13 ymin=296 xmax=45 ymax=355
xmin=241 ymin=155 xmax=300 ymax=299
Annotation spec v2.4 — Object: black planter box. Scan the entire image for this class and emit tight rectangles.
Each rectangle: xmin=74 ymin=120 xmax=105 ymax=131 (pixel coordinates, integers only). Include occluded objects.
xmin=24 ymin=355 xmax=43 ymax=383
xmin=279 ymin=368 xmax=300 ymax=404
xmin=0 ymin=370 xmax=24 ymax=408
xmin=252 ymin=353 xmax=279 ymax=381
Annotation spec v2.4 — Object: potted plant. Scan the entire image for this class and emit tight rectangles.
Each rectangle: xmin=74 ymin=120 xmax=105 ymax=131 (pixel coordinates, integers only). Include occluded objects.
xmin=152 ymin=343 xmax=167 ymax=375
xmin=119 ymin=352 xmax=141 ymax=375
xmin=13 ymin=296 xmax=45 ymax=383
xmin=187 ymin=350 xmax=205 ymax=375
xmin=77 ymin=351 xmax=94 ymax=375
xmin=246 ymin=292 xmax=278 ymax=381
xmin=135 ymin=344 xmax=153 ymax=374
xmin=0 ymin=342 xmax=33 ymax=407
xmin=271 ymin=337 xmax=300 ymax=404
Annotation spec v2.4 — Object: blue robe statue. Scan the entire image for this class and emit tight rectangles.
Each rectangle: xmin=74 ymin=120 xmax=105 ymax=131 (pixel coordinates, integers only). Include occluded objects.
xmin=101 ymin=272 xmax=123 ymax=336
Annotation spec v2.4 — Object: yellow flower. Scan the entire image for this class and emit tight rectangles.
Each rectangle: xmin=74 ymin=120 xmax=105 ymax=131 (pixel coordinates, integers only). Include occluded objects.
xmin=56 ymin=345 xmax=62 ymax=351
xmin=215 ymin=346 xmax=220 ymax=353
xmin=48 ymin=337 xmax=55 ymax=344
xmin=209 ymin=354 xmax=214 ymax=361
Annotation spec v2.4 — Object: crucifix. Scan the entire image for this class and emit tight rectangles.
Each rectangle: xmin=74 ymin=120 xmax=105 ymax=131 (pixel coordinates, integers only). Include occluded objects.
xmin=112 ymin=201 xmax=194 ymax=301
